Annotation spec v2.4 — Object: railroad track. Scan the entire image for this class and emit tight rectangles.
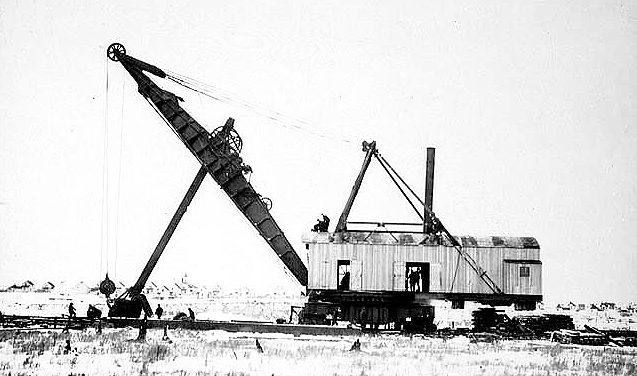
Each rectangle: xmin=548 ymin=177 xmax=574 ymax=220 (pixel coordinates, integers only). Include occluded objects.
xmin=0 ymin=315 xmax=361 ymax=337
xmin=2 ymin=314 xmax=635 ymax=347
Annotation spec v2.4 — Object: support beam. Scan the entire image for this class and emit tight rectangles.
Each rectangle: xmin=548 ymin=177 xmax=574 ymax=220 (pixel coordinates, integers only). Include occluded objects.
xmin=335 ymin=141 xmax=376 ymax=232
xmin=130 ymin=166 xmax=208 ymax=295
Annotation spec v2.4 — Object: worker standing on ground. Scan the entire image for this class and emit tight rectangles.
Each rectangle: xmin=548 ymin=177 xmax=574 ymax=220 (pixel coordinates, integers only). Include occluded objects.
xmin=68 ymin=302 xmax=76 ymax=318
xmin=155 ymin=304 xmax=164 ymax=319
xmin=349 ymin=339 xmax=361 ymax=351
xmin=87 ymin=304 xmax=102 ymax=320
xmin=188 ymin=307 xmax=195 ymax=321
xmin=137 ymin=315 xmax=148 ymax=341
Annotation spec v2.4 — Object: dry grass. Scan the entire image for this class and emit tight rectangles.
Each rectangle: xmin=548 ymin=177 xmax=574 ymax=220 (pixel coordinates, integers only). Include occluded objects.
xmin=2 ymin=293 xmax=636 ymax=375
xmin=1 ymin=328 xmax=636 ymax=376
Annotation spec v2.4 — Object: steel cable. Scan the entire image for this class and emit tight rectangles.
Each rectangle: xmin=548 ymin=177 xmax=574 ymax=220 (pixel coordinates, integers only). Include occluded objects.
xmin=100 ymin=56 xmax=110 ymax=276
xmin=113 ymin=73 xmax=126 ymax=281
xmin=164 ymin=71 xmax=356 ymax=145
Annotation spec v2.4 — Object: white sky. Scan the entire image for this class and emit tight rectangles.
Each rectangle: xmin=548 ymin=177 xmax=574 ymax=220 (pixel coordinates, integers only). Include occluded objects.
xmin=1 ymin=1 xmax=636 ymax=302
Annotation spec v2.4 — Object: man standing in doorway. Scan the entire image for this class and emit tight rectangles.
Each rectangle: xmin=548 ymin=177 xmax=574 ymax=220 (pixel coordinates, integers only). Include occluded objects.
xmin=409 ymin=269 xmax=419 ymax=292
xmin=415 ymin=267 xmax=422 ymax=292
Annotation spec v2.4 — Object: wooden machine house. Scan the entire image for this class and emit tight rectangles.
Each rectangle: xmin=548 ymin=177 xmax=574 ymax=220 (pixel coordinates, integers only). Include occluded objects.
xmin=302 ymin=142 xmax=542 ymax=326
xmin=303 ymin=232 xmax=542 ymax=308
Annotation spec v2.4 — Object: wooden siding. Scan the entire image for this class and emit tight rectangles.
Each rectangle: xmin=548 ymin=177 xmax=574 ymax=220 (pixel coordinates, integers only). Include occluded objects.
xmin=305 ymin=236 xmax=541 ymax=296
xmin=502 ymin=261 xmax=542 ymax=295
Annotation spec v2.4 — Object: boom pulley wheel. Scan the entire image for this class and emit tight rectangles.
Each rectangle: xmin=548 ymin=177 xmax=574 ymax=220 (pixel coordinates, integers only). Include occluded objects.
xmin=107 ymin=43 xmax=126 ymax=61
xmin=261 ymin=197 xmax=273 ymax=210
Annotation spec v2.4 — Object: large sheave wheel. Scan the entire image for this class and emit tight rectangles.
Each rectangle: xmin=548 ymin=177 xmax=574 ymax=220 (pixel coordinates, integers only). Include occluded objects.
xmin=107 ymin=43 xmax=126 ymax=61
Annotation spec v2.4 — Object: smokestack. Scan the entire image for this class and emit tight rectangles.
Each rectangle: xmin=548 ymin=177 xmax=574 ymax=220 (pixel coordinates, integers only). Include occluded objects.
xmin=423 ymin=147 xmax=435 ymax=234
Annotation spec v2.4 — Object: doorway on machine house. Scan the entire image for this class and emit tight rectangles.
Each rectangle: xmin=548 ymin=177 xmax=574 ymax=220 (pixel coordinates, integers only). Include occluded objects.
xmin=405 ymin=262 xmax=430 ymax=293
xmin=337 ymin=260 xmax=350 ymax=290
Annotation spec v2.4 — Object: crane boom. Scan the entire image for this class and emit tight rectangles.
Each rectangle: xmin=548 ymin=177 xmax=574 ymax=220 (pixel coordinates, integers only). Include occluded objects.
xmin=106 ymin=44 xmax=307 ymax=311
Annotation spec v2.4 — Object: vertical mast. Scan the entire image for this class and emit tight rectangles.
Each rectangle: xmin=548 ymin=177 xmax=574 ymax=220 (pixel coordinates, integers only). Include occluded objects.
xmin=423 ymin=147 xmax=435 ymax=233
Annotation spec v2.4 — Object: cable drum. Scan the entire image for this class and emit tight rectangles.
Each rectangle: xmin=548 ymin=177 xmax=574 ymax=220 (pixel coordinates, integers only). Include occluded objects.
xmin=210 ymin=125 xmax=243 ymax=154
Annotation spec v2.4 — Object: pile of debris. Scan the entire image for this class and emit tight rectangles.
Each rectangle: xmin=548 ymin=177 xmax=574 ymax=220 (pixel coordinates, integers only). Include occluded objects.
xmin=550 ymin=330 xmax=607 ymax=346
xmin=550 ymin=325 xmax=637 ymax=347
xmin=470 ymin=308 xmax=534 ymax=339
xmin=470 ymin=309 xmax=590 ymax=341
xmin=1 ymin=314 xmax=101 ymax=331
xmin=471 ymin=308 xmax=503 ymax=332
xmin=513 ymin=314 xmax=574 ymax=337
xmin=604 ymin=330 xmax=637 ymax=347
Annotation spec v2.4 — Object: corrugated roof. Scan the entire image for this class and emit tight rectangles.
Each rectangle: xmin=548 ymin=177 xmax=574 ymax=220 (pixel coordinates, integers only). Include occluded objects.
xmin=463 ymin=236 xmax=539 ymax=248
xmin=302 ymin=232 xmax=539 ymax=249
